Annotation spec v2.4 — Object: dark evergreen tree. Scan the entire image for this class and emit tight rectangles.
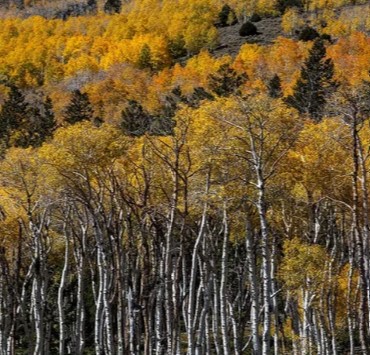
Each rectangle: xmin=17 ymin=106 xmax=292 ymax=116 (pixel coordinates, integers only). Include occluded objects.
xmin=217 ymin=4 xmax=238 ymax=27
xmin=267 ymin=74 xmax=283 ymax=98
xmin=87 ymin=0 xmax=97 ymax=14
xmin=285 ymin=38 xmax=337 ymax=122
xmin=121 ymin=100 xmax=152 ymax=137
xmin=187 ymin=87 xmax=214 ymax=107
xmin=10 ymin=96 xmax=56 ymax=148
xmin=208 ymin=63 xmax=248 ymax=97
xmin=239 ymin=21 xmax=258 ymax=37
xmin=93 ymin=116 xmax=104 ymax=127
xmin=13 ymin=0 xmax=24 ymax=10
xmin=14 ymin=106 xmax=42 ymax=148
xmin=137 ymin=44 xmax=153 ymax=70
xmin=276 ymin=0 xmax=303 ymax=13
xmin=250 ymin=13 xmax=262 ymax=22
xmin=104 ymin=0 xmax=121 ymax=14
xmin=35 ymin=96 xmax=57 ymax=146
xmin=0 ymin=84 xmax=29 ymax=146
xmin=64 ymin=90 xmax=94 ymax=125
xmin=168 ymin=36 xmax=187 ymax=60
xmin=149 ymin=114 xmax=175 ymax=136
xmin=298 ymin=26 xmax=320 ymax=42
xmin=161 ymin=91 xmax=180 ymax=119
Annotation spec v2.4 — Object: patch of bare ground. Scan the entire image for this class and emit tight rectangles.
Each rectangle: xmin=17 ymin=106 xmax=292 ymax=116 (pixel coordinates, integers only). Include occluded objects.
xmin=213 ymin=17 xmax=283 ymax=57
xmin=212 ymin=2 xmax=370 ymax=58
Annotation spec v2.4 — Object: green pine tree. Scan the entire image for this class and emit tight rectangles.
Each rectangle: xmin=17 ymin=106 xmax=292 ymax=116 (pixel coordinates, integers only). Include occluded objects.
xmin=104 ymin=0 xmax=121 ymax=14
xmin=87 ymin=0 xmax=97 ymax=14
xmin=121 ymin=100 xmax=151 ymax=137
xmin=13 ymin=106 xmax=41 ymax=148
xmin=267 ymin=74 xmax=283 ymax=98
xmin=208 ymin=64 xmax=247 ymax=97
xmin=285 ymin=38 xmax=337 ymax=122
xmin=0 ymin=84 xmax=29 ymax=147
xmin=217 ymin=4 xmax=238 ymax=27
xmin=64 ymin=90 xmax=94 ymax=125
xmin=32 ymin=96 xmax=56 ymax=147
xmin=137 ymin=44 xmax=153 ymax=70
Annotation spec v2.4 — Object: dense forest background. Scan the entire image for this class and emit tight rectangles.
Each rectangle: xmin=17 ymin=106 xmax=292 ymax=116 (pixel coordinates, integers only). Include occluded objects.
xmin=0 ymin=0 xmax=369 ymax=354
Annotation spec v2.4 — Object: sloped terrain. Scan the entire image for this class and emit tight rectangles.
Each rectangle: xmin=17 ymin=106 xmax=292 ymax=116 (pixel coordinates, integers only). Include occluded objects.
xmin=214 ymin=2 xmax=370 ymax=57
xmin=214 ymin=17 xmax=284 ymax=57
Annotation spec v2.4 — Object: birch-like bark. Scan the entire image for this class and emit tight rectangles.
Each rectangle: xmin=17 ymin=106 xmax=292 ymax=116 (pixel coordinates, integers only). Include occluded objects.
xmin=58 ymin=223 xmax=69 ymax=355
xmin=187 ymin=174 xmax=209 ymax=355
xmin=246 ymin=216 xmax=261 ymax=355
xmin=31 ymin=219 xmax=45 ymax=355
xmin=256 ymin=177 xmax=272 ymax=355
xmin=351 ymin=122 xmax=368 ymax=354
xmin=219 ymin=205 xmax=230 ymax=355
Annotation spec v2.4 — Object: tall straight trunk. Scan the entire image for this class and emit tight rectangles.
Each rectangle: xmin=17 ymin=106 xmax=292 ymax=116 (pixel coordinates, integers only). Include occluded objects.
xmin=94 ymin=248 xmax=104 ymax=355
xmin=71 ymin=220 xmax=87 ymax=355
xmin=58 ymin=228 xmax=69 ymax=355
xmin=212 ymin=274 xmax=221 ymax=355
xmin=102 ymin=257 xmax=114 ymax=354
xmin=220 ymin=205 xmax=230 ymax=355
xmin=127 ymin=286 xmax=136 ymax=355
xmin=271 ymin=233 xmax=279 ymax=355
xmin=357 ymin=140 xmax=370 ymax=330
xmin=256 ymin=177 xmax=271 ymax=355
xmin=164 ymin=184 xmax=176 ymax=355
xmin=347 ymin=253 xmax=355 ymax=355
xmin=155 ymin=245 xmax=165 ymax=355
xmin=228 ymin=300 xmax=240 ymax=355
xmin=31 ymin=222 xmax=44 ymax=355
xmin=75 ymin=252 xmax=85 ymax=355
xmin=351 ymin=123 xmax=368 ymax=354
xmin=93 ymin=219 xmax=114 ymax=355
xmin=195 ymin=252 xmax=210 ymax=355
xmin=246 ymin=216 xmax=261 ymax=355
xmin=187 ymin=176 xmax=209 ymax=355
xmin=115 ymin=226 xmax=125 ymax=355
xmin=8 ymin=222 xmax=23 ymax=355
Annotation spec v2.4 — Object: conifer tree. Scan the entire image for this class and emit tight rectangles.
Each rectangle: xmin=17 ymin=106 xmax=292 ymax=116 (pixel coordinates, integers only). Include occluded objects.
xmin=168 ymin=36 xmax=187 ymax=60
xmin=217 ymin=4 xmax=238 ymax=27
xmin=0 ymin=84 xmax=29 ymax=146
xmin=64 ymin=90 xmax=94 ymax=125
xmin=149 ymin=114 xmax=175 ymax=136
xmin=208 ymin=64 xmax=247 ymax=97
xmin=34 ymin=96 xmax=57 ymax=146
xmin=137 ymin=44 xmax=153 ymax=71
xmin=188 ymin=87 xmax=214 ymax=107
xmin=87 ymin=0 xmax=97 ymax=14
xmin=104 ymin=0 xmax=121 ymax=14
xmin=14 ymin=106 xmax=42 ymax=148
xmin=276 ymin=0 xmax=303 ymax=13
xmin=267 ymin=74 xmax=283 ymax=98
xmin=121 ymin=100 xmax=151 ymax=137
xmin=285 ymin=38 xmax=337 ymax=121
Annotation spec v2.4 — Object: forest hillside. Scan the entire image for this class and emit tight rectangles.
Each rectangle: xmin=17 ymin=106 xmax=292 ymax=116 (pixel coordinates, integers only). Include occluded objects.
xmin=0 ymin=0 xmax=369 ymax=354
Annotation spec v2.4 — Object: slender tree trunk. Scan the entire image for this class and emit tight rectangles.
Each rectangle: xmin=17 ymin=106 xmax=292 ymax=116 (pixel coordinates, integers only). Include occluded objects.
xmin=58 ymin=227 xmax=69 ymax=355
xmin=220 ymin=205 xmax=230 ymax=355
xmin=94 ymin=247 xmax=104 ymax=355
xmin=187 ymin=175 xmax=209 ymax=355
xmin=246 ymin=216 xmax=261 ymax=355
xmin=351 ymin=123 xmax=368 ymax=354
xmin=257 ymin=177 xmax=272 ymax=355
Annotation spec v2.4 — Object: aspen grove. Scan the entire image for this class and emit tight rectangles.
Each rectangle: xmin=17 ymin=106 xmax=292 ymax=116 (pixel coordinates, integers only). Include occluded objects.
xmin=0 ymin=0 xmax=370 ymax=354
